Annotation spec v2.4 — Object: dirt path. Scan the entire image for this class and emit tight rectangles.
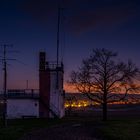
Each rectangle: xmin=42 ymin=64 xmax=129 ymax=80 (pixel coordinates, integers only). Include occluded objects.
xmin=20 ymin=123 xmax=100 ymax=140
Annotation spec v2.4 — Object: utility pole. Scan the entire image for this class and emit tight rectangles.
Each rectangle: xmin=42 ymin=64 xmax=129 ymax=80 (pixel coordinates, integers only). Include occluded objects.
xmin=3 ymin=45 xmax=7 ymax=127
xmin=0 ymin=44 xmax=15 ymax=127
xmin=26 ymin=80 xmax=29 ymax=90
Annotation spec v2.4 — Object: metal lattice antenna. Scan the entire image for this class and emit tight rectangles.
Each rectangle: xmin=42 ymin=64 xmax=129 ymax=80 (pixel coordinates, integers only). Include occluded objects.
xmin=57 ymin=6 xmax=61 ymax=67
xmin=0 ymin=44 xmax=17 ymax=127
xmin=56 ymin=1 xmax=62 ymax=89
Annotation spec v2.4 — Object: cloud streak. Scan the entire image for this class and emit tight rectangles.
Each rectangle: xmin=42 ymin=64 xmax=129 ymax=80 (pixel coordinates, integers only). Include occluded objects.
xmin=21 ymin=0 xmax=140 ymax=33
xmin=68 ymin=6 xmax=137 ymax=33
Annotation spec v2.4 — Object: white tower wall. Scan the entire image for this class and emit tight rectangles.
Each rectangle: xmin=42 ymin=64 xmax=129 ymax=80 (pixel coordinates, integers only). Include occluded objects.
xmin=7 ymin=99 xmax=39 ymax=119
xmin=50 ymin=71 xmax=65 ymax=118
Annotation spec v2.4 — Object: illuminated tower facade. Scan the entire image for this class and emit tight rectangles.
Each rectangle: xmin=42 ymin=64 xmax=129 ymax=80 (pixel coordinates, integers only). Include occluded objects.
xmin=39 ymin=52 xmax=65 ymax=118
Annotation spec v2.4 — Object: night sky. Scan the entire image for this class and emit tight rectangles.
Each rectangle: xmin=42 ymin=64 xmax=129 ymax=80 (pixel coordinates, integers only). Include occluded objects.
xmin=0 ymin=0 xmax=140 ymax=91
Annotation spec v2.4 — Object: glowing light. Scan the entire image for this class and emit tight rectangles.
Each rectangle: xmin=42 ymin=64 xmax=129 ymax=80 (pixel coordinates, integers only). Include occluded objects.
xmin=0 ymin=101 xmax=4 ymax=104
xmin=65 ymin=97 xmax=140 ymax=109
xmin=78 ymin=104 xmax=81 ymax=107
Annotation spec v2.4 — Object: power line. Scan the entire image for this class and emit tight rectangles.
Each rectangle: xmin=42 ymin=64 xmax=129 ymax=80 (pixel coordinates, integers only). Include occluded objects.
xmin=0 ymin=44 xmax=17 ymax=127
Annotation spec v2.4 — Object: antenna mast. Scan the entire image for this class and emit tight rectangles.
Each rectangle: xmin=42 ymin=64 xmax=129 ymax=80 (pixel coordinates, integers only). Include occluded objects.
xmin=57 ymin=7 xmax=61 ymax=67
xmin=56 ymin=2 xmax=61 ymax=89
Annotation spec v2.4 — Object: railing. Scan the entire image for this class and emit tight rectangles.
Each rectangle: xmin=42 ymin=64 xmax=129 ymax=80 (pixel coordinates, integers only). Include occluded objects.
xmin=0 ymin=89 xmax=39 ymax=99
xmin=45 ymin=61 xmax=63 ymax=70
xmin=7 ymin=89 xmax=39 ymax=94
xmin=50 ymin=103 xmax=60 ymax=117
xmin=39 ymin=98 xmax=59 ymax=118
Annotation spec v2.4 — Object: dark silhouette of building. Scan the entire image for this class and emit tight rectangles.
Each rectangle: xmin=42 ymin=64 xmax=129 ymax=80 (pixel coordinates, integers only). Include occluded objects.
xmin=39 ymin=52 xmax=65 ymax=118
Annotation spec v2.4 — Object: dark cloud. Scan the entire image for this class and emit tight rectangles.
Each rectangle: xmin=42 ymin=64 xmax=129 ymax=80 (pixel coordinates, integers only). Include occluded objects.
xmin=68 ymin=5 xmax=138 ymax=33
xmin=21 ymin=0 xmax=140 ymax=33
xmin=21 ymin=0 xmax=57 ymax=22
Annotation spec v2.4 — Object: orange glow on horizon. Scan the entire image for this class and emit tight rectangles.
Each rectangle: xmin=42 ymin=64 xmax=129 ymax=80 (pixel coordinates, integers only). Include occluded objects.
xmin=64 ymin=82 xmax=140 ymax=94
xmin=64 ymin=83 xmax=78 ymax=93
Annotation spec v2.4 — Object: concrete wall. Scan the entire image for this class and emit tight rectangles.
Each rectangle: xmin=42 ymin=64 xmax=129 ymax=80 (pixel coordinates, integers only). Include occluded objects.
xmin=50 ymin=71 xmax=65 ymax=118
xmin=7 ymin=99 xmax=39 ymax=119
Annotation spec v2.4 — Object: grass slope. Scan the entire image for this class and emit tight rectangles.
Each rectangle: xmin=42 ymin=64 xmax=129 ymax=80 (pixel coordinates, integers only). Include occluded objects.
xmin=0 ymin=117 xmax=140 ymax=140
xmin=99 ymin=119 xmax=140 ymax=140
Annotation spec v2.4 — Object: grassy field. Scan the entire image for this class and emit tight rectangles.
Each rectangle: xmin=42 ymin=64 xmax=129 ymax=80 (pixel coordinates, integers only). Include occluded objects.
xmin=99 ymin=119 xmax=140 ymax=140
xmin=0 ymin=117 xmax=140 ymax=140
xmin=0 ymin=118 xmax=65 ymax=140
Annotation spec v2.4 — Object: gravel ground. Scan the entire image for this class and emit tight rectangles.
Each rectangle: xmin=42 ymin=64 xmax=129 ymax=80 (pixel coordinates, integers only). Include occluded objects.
xmin=20 ymin=123 xmax=100 ymax=140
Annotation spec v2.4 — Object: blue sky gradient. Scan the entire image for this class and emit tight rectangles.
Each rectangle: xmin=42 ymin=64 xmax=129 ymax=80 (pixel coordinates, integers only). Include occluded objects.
xmin=0 ymin=0 xmax=140 ymax=90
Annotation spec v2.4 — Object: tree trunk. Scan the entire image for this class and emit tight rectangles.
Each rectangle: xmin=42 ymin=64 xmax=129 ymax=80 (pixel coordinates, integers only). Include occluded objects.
xmin=102 ymin=102 xmax=107 ymax=121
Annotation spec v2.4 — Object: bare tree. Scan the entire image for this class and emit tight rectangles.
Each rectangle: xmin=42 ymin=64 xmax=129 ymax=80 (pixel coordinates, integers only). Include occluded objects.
xmin=69 ymin=48 xmax=140 ymax=121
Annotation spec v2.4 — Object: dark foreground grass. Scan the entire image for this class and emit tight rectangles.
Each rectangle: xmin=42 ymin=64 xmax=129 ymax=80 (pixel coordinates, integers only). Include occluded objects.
xmin=0 ymin=117 xmax=140 ymax=140
xmin=99 ymin=119 xmax=140 ymax=140
xmin=0 ymin=118 xmax=65 ymax=140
